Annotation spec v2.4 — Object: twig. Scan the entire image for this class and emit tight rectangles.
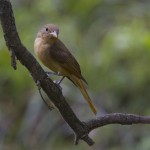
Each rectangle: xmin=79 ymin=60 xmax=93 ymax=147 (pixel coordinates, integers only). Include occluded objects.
xmin=10 ymin=49 xmax=17 ymax=70
xmin=36 ymin=80 xmax=54 ymax=110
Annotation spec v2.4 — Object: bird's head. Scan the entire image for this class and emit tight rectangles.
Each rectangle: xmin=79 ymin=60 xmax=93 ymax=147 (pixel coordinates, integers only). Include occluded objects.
xmin=37 ymin=24 xmax=59 ymax=42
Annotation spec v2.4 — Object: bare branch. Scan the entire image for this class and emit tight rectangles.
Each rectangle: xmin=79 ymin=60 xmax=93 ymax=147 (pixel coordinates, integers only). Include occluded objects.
xmin=85 ymin=113 xmax=150 ymax=132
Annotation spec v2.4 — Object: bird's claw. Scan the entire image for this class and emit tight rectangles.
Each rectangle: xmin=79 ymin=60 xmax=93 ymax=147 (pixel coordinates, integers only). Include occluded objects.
xmin=45 ymin=72 xmax=64 ymax=90
xmin=53 ymin=80 xmax=62 ymax=90
xmin=46 ymin=71 xmax=61 ymax=78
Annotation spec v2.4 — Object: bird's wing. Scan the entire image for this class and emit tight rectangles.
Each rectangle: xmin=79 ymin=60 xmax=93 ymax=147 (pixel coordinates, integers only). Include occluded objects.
xmin=50 ymin=39 xmax=87 ymax=84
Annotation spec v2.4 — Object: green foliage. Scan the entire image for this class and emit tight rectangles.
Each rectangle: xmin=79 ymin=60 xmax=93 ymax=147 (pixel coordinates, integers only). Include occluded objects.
xmin=0 ymin=0 xmax=150 ymax=149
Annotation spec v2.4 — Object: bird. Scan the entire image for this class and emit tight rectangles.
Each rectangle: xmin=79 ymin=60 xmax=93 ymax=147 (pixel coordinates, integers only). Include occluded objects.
xmin=34 ymin=24 xmax=97 ymax=115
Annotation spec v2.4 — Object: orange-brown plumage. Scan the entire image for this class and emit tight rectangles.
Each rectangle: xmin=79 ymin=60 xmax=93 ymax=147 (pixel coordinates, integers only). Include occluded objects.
xmin=34 ymin=24 xmax=97 ymax=114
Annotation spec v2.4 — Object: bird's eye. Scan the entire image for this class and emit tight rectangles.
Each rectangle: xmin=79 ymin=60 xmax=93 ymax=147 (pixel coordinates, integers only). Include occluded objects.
xmin=45 ymin=28 xmax=48 ymax=32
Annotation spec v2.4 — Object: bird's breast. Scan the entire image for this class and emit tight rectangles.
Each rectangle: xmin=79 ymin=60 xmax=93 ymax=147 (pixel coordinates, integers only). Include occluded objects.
xmin=34 ymin=38 xmax=67 ymax=75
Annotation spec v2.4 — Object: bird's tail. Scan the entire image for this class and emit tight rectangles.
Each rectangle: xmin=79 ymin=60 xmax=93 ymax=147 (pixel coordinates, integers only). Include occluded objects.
xmin=71 ymin=75 xmax=97 ymax=115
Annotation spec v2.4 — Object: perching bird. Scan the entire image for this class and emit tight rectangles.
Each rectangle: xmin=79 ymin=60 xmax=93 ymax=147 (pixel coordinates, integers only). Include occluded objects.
xmin=34 ymin=24 xmax=97 ymax=114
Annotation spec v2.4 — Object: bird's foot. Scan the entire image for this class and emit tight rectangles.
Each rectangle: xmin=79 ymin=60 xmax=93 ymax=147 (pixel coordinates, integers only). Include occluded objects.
xmin=46 ymin=71 xmax=62 ymax=78
xmin=53 ymin=76 xmax=65 ymax=90
xmin=45 ymin=72 xmax=65 ymax=90
xmin=53 ymin=80 xmax=62 ymax=90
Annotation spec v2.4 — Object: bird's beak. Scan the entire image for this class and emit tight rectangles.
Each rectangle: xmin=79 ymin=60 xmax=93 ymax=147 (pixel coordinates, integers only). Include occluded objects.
xmin=50 ymin=31 xmax=58 ymax=38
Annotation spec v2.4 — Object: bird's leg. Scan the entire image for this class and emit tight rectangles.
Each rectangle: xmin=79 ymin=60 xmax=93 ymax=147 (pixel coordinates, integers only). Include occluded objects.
xmin=57 ymin=76 xmax=65 ymax=85
xmin=46 ymin=72 xmax=65 ymax=90
xmin=53 ymin=76 xmax=65 ymax=91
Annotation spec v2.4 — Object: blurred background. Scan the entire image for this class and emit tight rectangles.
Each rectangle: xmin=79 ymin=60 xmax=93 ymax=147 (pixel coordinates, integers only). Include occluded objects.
xmin=0 ymin=0 xmax=150 ymax=149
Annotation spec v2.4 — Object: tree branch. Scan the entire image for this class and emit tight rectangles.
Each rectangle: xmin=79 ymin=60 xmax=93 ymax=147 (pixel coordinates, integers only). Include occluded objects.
xmin=0 ymin=0 xmax=150 ymax=146
xmin=0 ymin=0 xmax=94 ymax=146
xmin=85 ymin=113 xmax=150 ymax=132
